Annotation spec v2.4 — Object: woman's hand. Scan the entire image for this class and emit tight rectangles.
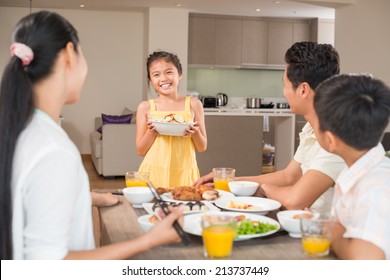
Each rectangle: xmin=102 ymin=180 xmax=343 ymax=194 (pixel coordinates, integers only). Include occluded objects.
xmin=147 ymin=205 xmax=184 ymax=246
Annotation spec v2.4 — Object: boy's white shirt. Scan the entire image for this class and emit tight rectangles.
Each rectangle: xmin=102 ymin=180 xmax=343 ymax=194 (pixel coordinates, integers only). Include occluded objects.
xmin=332 ymin=144 xmax=390 ymax=259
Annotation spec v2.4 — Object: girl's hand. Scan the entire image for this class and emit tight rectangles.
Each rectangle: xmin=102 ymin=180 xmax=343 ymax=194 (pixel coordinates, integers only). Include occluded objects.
xmin=183 ymin=121 xmax=199 ymax=137
xmin=146 ymin=118 xmax=158 ymax=134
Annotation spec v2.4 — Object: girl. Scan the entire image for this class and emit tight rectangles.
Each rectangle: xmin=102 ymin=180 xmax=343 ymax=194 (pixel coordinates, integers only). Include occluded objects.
xmin=136 ymin=51 xmax=207 ymax=188
xmin=0 ymin=11 xmax=183 ymax=260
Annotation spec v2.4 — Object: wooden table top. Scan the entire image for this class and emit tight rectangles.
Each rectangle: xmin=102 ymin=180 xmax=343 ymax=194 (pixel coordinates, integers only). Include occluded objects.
xmin=96 ymin=194 xmax=336 ymax=260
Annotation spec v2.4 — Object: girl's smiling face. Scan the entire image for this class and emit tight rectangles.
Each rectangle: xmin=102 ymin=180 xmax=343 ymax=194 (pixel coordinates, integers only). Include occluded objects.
xmin=149 ymin=59 xmax=182 ymax=96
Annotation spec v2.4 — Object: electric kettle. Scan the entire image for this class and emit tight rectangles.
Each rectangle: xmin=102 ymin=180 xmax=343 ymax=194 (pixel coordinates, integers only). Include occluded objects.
xmin=216 ymin=93 xmax=228 ymax=107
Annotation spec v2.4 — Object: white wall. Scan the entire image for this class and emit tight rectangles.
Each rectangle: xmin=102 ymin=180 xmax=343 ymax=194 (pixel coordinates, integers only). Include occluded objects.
xmin=0 ymin=7 xmax=145 ymax=153
xmin=147 ymin=8 xmax=189 ymax=97
xmin=335 ymin=0 xmax=390 ymax=131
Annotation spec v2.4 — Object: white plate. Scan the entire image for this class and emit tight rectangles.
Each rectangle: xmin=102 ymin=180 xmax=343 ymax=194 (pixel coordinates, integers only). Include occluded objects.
xmin=183 ymin=211 xmax=280 ymax=241
xmin=160 ymin=190 xmax=235 ymax=204
xmin=132 ymin=204 xmax=144 ymax=208
xmin=214 ymin=196 xmax=281 ymax=215
xmin=142 ymin=201 xmax=220 ymax=215
xmin=151 ymin=120 xmax=190 ymax=136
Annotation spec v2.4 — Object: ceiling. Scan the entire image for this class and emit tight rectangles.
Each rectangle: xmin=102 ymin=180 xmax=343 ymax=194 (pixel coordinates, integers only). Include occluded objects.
xmin=0 ymin=0 xmax=337 ymax=19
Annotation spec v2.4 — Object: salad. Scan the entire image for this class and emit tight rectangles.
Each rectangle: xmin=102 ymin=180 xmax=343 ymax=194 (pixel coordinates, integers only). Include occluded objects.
xmin=235 ymin=215 xmax=278 ymax=235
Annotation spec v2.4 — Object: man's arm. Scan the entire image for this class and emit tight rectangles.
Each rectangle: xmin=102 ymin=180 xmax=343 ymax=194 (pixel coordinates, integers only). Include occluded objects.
xmin=260 ymin=167 xmax=334 ymax=210
xmin=240 ymin=160 xmax=303 ymax=188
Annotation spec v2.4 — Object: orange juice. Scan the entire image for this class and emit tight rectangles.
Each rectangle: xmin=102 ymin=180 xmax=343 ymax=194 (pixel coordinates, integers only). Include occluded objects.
xmin=126 ymin=180 xmax=147 ymax=187
xmin=202 ymin=225 xmax=235 ymax=257
xmin=302 ymin=236 xmax=331 ymax=256
xmin=214 ymin=179 xmax=231 ymax=192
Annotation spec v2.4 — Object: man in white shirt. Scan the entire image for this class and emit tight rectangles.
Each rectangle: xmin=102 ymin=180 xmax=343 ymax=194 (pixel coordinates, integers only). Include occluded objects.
xmin=313 ymin=74 xmax=390 ymax=259
xmin=195 ymin=42 xmax=346 ymax=212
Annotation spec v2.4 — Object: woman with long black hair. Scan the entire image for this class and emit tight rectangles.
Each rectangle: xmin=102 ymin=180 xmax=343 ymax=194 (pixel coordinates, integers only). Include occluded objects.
xmin=0 ymin=11 xmax=183 ymax=260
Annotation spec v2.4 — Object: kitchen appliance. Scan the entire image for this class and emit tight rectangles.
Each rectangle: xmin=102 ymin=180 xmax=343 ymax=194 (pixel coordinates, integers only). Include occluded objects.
xmin=202 ymin=96 xmax=218 ymax=108
xmin=276 ymin=102 xmax=290 ymax=109
xmin=216 ymin=93 xmax=228 ymax=107
xmin=246 ymin=97 xmax=262 ymax=108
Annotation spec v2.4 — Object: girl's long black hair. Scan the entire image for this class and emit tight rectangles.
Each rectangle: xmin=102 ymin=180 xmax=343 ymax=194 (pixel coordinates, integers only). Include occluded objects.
xmin=0 ymin=11 xmax=79 ymax=259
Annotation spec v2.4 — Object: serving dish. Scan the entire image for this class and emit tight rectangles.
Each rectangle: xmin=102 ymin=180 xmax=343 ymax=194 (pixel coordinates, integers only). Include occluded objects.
xmin=122 ymin=187 xmax=154 ymax=208
xmin=277 ymin=210 xmax=318 ymax=238
xmin=160 ymin=190 xmax=235 ymax=204
xmin=214 ymin=196 xmax=281 ymax=215
xmin=151 ymin=119 xmax=190 ymax=136
xmin=228 ymin=181 xmax=259 ymax=196
xmin=183 ymin=211 xmax=280 ymax=241
xmin=142 ymin=201 xmax=220 ymax=215
xmin=137 ymin=214 xmax=157 ymax=232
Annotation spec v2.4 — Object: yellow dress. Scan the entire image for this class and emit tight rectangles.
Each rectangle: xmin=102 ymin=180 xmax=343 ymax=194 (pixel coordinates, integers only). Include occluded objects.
xmin=138 ymin=96 xmax=200 ymax=188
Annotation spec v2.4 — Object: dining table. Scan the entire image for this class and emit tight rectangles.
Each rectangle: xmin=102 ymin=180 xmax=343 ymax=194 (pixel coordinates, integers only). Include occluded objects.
xmin=93 ymin=190 xmax=336 ymax=260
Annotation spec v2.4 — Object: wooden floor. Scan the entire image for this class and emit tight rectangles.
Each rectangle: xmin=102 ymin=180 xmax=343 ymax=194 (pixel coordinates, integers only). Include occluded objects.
xmin=82 ymin=154 xmax=126 ymax=191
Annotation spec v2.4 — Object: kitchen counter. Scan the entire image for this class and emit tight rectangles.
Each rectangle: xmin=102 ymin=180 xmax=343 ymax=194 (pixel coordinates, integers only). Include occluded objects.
xmin=204 ymin=107 xmax=293 ymax=116
xmin=201 ymin=108 xmax=296 ymax=171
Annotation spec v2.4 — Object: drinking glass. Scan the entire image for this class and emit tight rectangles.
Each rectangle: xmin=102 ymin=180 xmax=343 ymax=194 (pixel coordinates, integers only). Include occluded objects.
xmin=201 ymin=214 xmax=237 ymax=258
xmin=213 ymin=167 xmax=235 ymax=192
xmin=125 ymin=171 xmax=149 ymax=187
xmin=300 ymin=214 xmax=333 ymax=257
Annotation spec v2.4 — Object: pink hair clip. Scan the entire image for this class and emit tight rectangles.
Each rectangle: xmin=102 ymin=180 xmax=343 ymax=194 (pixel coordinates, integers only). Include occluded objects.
xmin=10 ymin=42 xmax=34 ymax=66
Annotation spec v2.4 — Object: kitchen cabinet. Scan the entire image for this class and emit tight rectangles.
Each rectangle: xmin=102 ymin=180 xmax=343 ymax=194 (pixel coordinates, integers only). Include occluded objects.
xmin=188 ymin=16 xmax=216 ymax=65
xmin=188 ymin=16 xmax=242 ymax=66
xmin=267 ymin=21 xmax=294 ymax=65
xmin=189 ymin=14 xmax=312 ymax=67
xmin=196 ymin=115 xmax=263 ymax=176
xmin=215 ymin=18 xmax=242 ymax=66
xmin=267 ymin=21 xmax=311 ymax=65
xmin=241 ymin=19 xmax=268 ymax=65
xmin=200 ymin=109 xmax=296 ymax=173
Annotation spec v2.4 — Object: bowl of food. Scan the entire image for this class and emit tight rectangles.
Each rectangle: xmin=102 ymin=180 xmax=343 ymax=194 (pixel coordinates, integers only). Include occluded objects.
xmin=276 ymin=210 xmax=316 ymax=238
xmin=150 ymin=114 xmax=190 ymax=136
xmin=137 ymin=214 xmax=159 ymax=232
xmin=228 ymin=181 xmax=259 ymax=196
xmin=122 ymin=187 xmax=154 ymax=208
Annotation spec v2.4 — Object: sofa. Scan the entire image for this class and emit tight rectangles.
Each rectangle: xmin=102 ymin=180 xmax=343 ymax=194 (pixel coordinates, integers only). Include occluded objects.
xmin=90 ymin=111 xmax=143 ymax=177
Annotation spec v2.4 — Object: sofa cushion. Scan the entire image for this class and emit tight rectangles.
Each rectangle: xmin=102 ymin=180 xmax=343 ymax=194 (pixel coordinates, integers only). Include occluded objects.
xmin=122 ymin=107 xmax=136 ymax=124
xmin=97 ymin=113 xmax=133 ymax=133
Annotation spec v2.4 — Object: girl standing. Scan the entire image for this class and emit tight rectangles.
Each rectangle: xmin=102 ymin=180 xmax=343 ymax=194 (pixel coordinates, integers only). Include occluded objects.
xmin=0 ymin=11 xmax=183 ymax=260
xmin=136 ymin=51 xmax=207 ymax=188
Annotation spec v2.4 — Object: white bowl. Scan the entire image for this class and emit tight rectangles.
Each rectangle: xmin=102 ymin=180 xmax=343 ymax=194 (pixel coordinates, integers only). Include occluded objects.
xmin=122 ymin=187 xmax=154 ymax=207
xmin=228 ymin=181 xmax=259 ymax=196
xmin=137 ymin=214 xmax=158 ymax=232
xmin=151 ymin=120 xmax=189 ymax=136
xmin=276 ymin=210 xmax=316 ymax=238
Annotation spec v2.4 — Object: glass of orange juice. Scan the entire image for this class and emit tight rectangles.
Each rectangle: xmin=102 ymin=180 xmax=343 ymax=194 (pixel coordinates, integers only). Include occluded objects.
xmin=201 ymin=214 xmax=237 ymax=258
xmin=212 ymin=167 xmax=235 ymax=192
xmin=125 ymin=171 xmax=149 ymax=187
xmin=300 ymin=214 xmax=333 ymax=257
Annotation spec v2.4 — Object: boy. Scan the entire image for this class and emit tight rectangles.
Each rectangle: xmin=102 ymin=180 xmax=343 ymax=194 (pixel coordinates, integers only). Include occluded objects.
xmin=313 ymin=74 xmax=390 ymax=259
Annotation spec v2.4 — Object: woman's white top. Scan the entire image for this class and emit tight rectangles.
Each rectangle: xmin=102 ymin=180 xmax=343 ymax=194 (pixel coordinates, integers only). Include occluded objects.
xmin=11 ymin=110 xmax=95 ymax=259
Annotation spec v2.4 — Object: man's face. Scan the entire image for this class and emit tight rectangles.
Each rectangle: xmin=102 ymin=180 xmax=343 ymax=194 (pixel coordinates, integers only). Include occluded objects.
xmin=283 ymin=66 xmax=300 ymax=114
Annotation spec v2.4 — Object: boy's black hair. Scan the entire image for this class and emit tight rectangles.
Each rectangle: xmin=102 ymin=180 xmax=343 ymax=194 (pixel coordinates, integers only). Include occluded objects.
xmin=314 ymin=74 xmax=390 ymax=150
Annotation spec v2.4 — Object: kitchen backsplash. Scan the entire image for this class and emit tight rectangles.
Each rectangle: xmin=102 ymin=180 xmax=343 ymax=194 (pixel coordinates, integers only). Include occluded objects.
xmin=187 ymin=67 xmax=284 ymax=98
